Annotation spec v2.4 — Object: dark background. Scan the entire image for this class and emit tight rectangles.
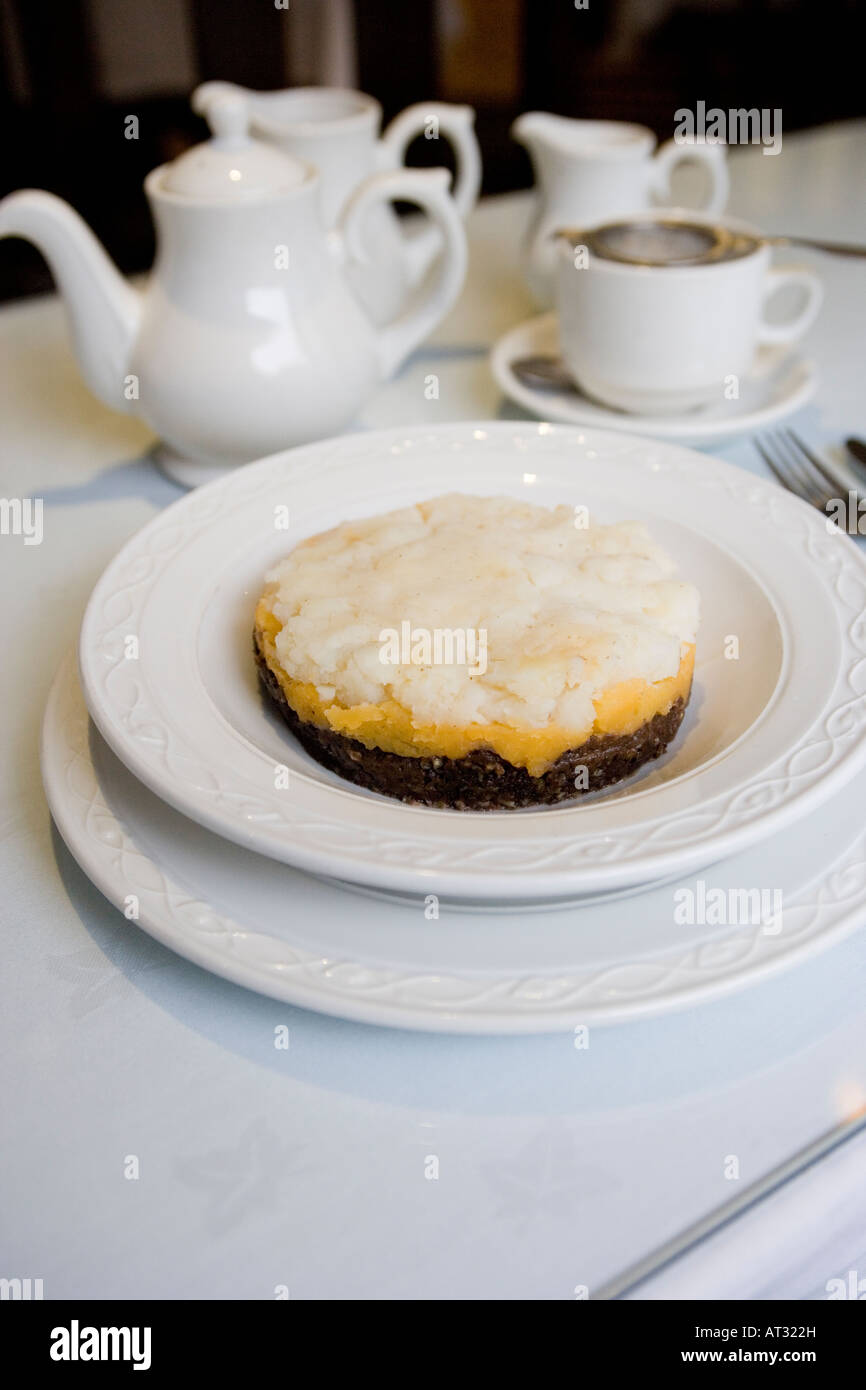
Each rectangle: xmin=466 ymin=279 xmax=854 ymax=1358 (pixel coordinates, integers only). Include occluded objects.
xmin=2 ymin=0 xmax=864 ymax=301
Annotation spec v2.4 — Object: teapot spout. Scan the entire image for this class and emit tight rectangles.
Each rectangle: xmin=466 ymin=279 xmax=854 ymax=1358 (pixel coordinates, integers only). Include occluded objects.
xmin=0 ymin=190 xmax=141 ymax=412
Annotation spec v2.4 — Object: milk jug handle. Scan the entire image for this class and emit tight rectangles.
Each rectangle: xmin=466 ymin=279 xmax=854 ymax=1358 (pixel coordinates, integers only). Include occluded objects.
xmin=650 ymin=138 xmax=729 ymax=215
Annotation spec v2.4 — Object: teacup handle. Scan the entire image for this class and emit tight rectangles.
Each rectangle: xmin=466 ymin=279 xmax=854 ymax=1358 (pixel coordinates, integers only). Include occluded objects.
xmin=757 ymin=267 xmax=823 ymax=345
xmin=650 ymin=138 xmax=729 ymax=215
xmin=378 ymin=103 xmax=481 ymax=285
xmin=336 ymin=167 xmax=467 ymax=379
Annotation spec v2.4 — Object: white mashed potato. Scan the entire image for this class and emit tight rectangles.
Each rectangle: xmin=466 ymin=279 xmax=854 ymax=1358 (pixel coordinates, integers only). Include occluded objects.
xmin=262 ymin=494 xmax=700 ymax=731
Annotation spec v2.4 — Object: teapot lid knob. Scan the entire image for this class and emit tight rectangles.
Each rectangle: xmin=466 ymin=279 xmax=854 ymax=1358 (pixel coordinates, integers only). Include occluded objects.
xmin=159 ymin=85 xmax=311 ymax=200
xmin=205 ymin=91 xmax=249 ymax=147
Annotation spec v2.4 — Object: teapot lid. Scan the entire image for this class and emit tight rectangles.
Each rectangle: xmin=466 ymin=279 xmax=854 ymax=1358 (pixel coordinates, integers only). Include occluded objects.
xmin=161 ymin=91 xmax=310 ymax=200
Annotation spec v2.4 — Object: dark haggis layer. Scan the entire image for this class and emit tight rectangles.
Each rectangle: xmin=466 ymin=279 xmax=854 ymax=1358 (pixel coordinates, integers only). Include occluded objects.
xmin=255 ymin=632 xmax=687 ymax=811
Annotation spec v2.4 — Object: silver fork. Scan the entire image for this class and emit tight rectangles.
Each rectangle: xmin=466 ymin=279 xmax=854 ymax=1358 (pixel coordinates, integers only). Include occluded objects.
xmin=754 ymin=428 xmax=858 ymax=514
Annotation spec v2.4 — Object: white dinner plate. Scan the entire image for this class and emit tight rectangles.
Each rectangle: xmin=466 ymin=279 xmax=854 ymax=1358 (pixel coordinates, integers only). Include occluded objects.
xmin=490 ymin=313 xmax=817 ymax=444
xmin=78 ymin=421 xmax=866 ymax=903
xmin=44 ymin=652 xmax=866 ymax=1033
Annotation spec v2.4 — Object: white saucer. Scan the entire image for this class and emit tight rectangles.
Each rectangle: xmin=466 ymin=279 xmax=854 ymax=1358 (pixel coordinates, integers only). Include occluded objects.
xmin=43 ymin=652 xmax=866 ymax=1033
xmin=78 ymin=421 xmax=866 ymax=905
xmin=490 ymin=313 xmax=817 ymax=444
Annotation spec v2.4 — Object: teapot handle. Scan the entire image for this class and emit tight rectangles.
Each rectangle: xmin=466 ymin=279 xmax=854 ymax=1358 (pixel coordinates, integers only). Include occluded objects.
xmin=378 ymin=103 xmax=481 ymax=286
xmin=336 ymin=167 xmax=467 ymax=380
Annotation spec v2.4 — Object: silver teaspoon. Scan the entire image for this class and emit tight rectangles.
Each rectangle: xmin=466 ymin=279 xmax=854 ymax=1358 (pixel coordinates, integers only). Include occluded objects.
xmin=769 ymin=236 xmax=866 ymax=258
xmin=512 ymin=355 xmax=576 ymax=393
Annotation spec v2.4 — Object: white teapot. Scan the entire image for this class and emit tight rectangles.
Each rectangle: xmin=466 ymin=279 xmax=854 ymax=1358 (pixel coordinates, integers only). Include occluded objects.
xmin=0 ymin=93 xmax=467 ymax=486
xmin=193 ymin=81 xmax=481 ymax=324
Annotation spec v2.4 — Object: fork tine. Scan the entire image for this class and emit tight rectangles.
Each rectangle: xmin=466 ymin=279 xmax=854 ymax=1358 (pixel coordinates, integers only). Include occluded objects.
xmin=754 ymin=437 xmax=792 ymax=491
xmin=756 ymin=433 xmax=826 ymax=509
xmin=771 ymin=430 xmax=827 ymax=503
xmin=785 ymin=429 xmax=850 ymax=499
xmin=773 ymin=430 xmax=833 ymax=506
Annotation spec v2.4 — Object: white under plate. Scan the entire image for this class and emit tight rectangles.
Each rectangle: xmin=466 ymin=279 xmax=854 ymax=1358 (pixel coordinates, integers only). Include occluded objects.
xmin=78 ymin=421 xmax=866 ymax=903
xmin=490 ymin=313 xmax=817 ymax=444
xmin=45 ymin=652 xmax=866 ymax=1033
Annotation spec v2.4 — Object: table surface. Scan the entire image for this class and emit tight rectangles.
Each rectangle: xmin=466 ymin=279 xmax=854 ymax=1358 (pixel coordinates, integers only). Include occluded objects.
xmin=1 ymin=121 xmax=865 ymax=1301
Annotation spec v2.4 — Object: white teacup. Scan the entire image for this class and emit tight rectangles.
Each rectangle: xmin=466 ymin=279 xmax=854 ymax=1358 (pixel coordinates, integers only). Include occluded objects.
xmin=555 ymin=213 xmax=823 ymax=415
